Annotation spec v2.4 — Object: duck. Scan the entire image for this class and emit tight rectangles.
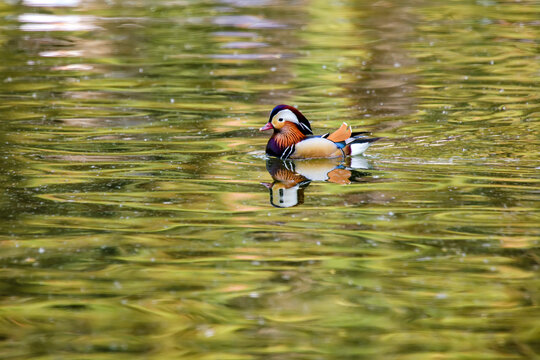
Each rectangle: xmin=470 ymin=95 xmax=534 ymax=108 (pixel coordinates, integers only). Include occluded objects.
xmin=259 ymin=104 xmax=380 ymax=159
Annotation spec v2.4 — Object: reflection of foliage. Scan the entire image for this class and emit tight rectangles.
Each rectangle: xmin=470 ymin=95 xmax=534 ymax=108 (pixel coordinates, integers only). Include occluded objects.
xmin=0 ymin=0 xmax=539 ymax=359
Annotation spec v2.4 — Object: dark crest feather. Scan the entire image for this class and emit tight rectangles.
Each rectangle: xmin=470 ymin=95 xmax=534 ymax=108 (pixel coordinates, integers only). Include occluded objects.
xmin=269 ymin=104 xmax=313 ymax=135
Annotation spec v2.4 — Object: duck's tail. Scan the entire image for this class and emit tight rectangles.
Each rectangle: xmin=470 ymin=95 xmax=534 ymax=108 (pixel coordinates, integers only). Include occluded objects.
xmin=350 ymin=138 xmax=379 ymax=155
xmin=324 ymin=123 xmax=380 ymax=156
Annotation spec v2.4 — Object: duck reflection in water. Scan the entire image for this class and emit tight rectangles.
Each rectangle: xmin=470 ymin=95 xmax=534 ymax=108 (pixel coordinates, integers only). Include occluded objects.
xmin=262 ymin=157 xmax=372 ymax=208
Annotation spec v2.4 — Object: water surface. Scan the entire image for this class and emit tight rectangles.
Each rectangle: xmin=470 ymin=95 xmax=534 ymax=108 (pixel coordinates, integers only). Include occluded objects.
xmin=0 ymin=0 xmax=539 ymax=359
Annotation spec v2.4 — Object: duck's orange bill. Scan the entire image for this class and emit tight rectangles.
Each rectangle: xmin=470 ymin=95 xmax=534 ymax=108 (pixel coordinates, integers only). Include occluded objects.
xmin=259 ymin=123 xmax=273 ymax=131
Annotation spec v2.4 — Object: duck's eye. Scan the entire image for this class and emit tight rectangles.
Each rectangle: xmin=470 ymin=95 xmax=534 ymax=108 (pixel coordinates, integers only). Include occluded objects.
xmin=278 ymin=118 xmax=284 ymax=122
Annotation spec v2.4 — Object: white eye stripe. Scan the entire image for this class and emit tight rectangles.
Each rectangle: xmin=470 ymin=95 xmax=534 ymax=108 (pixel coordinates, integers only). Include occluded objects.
xmin=273 ymin=109 xmax=297 ymax=123
xmin=272 ymin=109 xmax=312 ymax=134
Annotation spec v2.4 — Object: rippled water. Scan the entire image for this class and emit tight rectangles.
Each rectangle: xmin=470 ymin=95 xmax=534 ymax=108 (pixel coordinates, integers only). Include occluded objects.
xmin=1 ymin=0 xmax=539 ymax=359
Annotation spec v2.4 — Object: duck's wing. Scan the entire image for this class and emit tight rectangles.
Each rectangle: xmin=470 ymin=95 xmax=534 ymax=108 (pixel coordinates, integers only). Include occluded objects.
xmin=326 ymin=123 xmax=352 ymax=142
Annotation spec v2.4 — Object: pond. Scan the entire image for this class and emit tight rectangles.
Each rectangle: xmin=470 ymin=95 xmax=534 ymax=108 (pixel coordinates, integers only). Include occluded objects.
xmin=0 ymin=0 xmax=539 ymax=358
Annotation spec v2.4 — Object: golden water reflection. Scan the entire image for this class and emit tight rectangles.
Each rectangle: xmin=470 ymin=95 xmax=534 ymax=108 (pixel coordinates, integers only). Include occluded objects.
xmin=0 ymin=0 xmax=539 ymax=358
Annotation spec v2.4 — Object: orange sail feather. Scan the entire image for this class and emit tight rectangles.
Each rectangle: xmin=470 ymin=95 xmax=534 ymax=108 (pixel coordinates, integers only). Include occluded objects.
xmin=327 ymin=123 xmax=352 ymax=142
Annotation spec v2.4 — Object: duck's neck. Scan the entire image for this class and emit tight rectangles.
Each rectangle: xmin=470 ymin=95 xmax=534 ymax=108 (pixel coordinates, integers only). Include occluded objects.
xmin=266 ymin=124 xmax=306 ymax=157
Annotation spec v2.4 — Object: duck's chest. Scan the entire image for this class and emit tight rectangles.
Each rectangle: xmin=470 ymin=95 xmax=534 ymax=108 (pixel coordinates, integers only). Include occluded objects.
xmin=266 ymin=138 xmax=286 ymax=158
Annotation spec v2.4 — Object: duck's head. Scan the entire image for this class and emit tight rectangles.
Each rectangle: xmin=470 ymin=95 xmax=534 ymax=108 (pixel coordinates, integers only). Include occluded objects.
xmin=259 ymin=105 xmax=313 ymax=135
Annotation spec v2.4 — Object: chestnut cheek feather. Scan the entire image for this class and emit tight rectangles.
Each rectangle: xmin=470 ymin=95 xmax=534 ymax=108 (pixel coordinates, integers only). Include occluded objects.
xmin=274 ymin=123 xmax=305 ymax=148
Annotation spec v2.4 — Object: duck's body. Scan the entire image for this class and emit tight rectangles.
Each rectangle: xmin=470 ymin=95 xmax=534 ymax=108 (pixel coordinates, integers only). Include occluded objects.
xmin=260 ymin=105 xmax=380 ymax=159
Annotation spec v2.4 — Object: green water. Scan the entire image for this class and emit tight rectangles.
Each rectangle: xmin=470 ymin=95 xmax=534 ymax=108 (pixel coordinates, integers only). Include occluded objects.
xmin=1 ymin=0 xmax=539 ymax=358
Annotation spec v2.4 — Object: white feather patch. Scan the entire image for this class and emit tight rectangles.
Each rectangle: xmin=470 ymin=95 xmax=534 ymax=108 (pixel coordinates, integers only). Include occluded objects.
xmin=350 ymin=142 xmax=371 ymax=156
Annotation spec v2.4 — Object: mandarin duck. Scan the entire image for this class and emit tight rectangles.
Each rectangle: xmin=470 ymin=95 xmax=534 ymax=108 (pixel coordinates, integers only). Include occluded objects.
xmin=262 ymin=157 xmax=371 ymax=208
xmin=260 ymin=105 xmax=380 ymax=159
